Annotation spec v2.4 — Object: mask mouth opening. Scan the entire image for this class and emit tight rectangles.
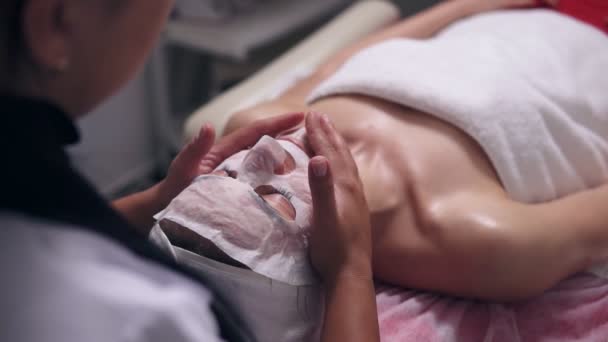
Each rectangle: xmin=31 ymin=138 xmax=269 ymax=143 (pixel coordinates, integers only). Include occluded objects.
xmin=158 ymin=218 xmax=250 ymax=269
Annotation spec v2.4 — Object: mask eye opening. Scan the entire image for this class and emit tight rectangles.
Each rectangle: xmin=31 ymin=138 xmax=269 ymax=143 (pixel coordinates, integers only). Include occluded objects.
xmin=254 ymin=185 xmax=297 ymax=221
xmin=254 ymin=185 xmax=277 ymax=196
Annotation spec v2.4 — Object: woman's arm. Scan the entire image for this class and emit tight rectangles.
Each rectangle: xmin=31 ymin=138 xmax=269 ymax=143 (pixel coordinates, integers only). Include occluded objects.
xmin=306 ymin=113 xmax=380 ymax=342
xmin=532 ymin=183 xmax=608 ymax=269
xmin=374 ymin=184 xmax=607 ymax=302
xmin=112 ymin=182 xmax=173 ymax=235
xmin=322 ymin=274 xmax=378 ymax=342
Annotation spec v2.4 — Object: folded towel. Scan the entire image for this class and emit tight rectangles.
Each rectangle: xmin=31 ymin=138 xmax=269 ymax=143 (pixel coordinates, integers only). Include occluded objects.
xmin=309 ymin=9 xmax=608 ymax=204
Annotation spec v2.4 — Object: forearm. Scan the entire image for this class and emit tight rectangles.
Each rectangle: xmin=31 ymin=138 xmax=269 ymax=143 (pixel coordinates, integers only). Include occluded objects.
xmin=321 ymin=271 xmax=380 ymax=342
xmin=373 ymin=196 xmax=586 ymax=302
xmin=112 ymin=181 xmax=172 ymax=236
xmin=540 ymin=183 xmax=608 ymax=268
xmin=375 ymin=235 xmax=566 ymax=302
xmin=479 ymin=183 xmax=608 ymax=294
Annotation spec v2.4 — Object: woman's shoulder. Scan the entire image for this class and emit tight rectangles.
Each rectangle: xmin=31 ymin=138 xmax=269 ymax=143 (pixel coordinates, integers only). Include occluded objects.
xmin=0 ymin=211 xmax=223 ymax=342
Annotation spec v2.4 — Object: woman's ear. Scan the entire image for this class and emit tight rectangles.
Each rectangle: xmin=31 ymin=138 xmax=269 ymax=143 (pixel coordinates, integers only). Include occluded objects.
xmin=22 ymin=0 xmax=71 ymax=72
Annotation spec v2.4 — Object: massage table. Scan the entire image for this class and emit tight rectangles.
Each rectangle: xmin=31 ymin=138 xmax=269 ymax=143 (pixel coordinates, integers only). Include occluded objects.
xmin=178 ymin=1 xmax=608 ymax=340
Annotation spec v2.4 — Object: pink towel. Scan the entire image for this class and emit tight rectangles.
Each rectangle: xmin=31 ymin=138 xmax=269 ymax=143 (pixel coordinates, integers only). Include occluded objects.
xmin=376 ymin=273 xmax=608 ymax=341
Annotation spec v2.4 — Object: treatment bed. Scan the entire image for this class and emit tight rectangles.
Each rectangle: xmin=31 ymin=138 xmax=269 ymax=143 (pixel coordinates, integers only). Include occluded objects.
xmin=175 ymin=1 xmax=608 ymax=341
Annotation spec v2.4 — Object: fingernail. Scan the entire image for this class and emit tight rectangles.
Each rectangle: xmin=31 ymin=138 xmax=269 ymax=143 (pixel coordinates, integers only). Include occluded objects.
xmin=198 ymin=125 xmax=209 ymax=139
xmin=321 ymin=114 xmax=332 ymax=126
xmin=312 ymin=160 xmax=327 ymax=177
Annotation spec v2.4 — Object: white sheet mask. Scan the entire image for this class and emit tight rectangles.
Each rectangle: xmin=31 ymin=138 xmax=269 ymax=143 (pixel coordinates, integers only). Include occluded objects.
xmin=154 ymin=129 xmax=317 ymax=285
xmin=217 ymin=132 xmax=312 ymax=230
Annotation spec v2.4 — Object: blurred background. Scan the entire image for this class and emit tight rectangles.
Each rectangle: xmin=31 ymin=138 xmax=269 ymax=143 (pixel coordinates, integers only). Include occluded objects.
xmin=68 ymin=0 xmax=439 ymax=199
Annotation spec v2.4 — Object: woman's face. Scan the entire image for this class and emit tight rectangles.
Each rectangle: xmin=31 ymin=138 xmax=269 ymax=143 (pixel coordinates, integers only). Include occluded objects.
xmin=25 ymin=0 xmax=176 ymax=115
xmin=155 ymin=129 xmax=316 ymax=285
xmin=73 ymin=0 xmax=175 ymax=113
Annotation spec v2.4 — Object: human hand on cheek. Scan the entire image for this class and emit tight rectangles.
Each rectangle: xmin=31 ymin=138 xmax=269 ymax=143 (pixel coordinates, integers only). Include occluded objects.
xmin=114 ymin=112 xmax=304 ymax=234
xmin=158 ymin=112 xmax=305 ymax=205
xmin=305 ymin=112 xmax=373 ymax=283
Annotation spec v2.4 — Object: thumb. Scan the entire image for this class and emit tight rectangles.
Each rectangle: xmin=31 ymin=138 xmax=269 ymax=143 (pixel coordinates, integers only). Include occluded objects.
xmin=308 ymin=156 xmax=338 ymax=226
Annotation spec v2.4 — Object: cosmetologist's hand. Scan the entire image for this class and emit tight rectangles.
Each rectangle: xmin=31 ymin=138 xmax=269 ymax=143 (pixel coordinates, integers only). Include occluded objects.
xmin=305 ymin=112 xmax=373 ymax=283
xmin=159 ymin=112 xmax=305 ymax=203
xmin=114 ymin=112 xmax=304 ymax=234
xmin=305 ymin=112 xmax=380 ymax=342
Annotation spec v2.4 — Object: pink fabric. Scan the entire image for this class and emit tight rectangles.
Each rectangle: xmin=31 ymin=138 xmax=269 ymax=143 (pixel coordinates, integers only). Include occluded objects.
xmin=376 ymin=273 xmax=608 ymax=341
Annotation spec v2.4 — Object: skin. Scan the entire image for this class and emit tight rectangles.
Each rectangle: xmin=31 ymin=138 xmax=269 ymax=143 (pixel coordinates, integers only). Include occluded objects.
xmin=305 ymin=113 xmax=379 ymax=342
xmin=12 ymin=0 xmax=175 ymax=116
xmin=160 ymin=115 xmax=382 ymax=342
xmin=5 ymin=0 xmax=380 ymax=340
xmin=224 ymin=0 xmax=607 ymax=301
